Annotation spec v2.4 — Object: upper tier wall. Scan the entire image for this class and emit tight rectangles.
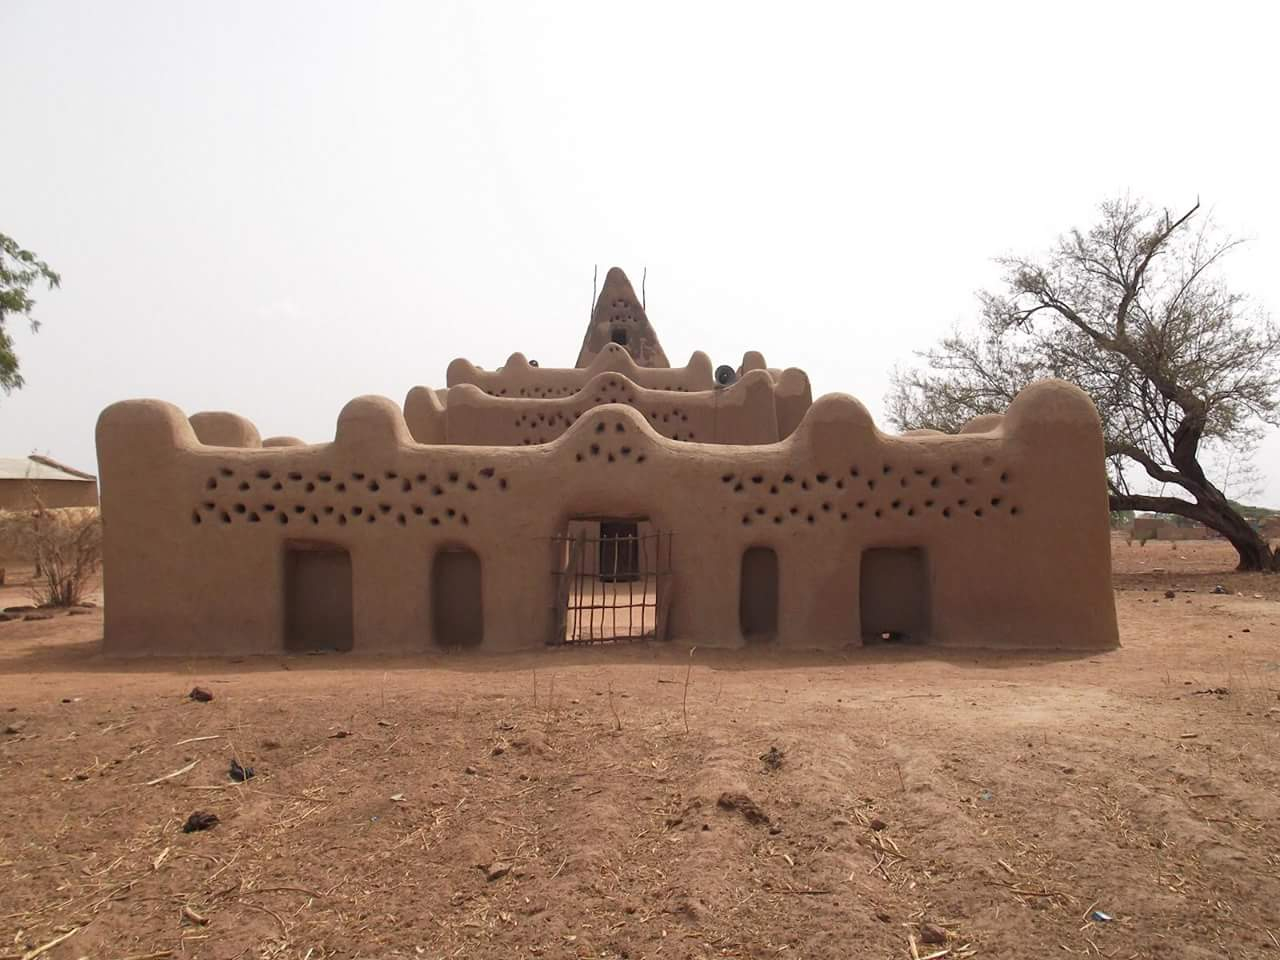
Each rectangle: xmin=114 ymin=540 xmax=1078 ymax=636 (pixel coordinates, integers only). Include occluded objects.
xmin=407 ymin=369 xmax=810 ymax=446
xmin=447 ymin=344 xmax=716 ymax=395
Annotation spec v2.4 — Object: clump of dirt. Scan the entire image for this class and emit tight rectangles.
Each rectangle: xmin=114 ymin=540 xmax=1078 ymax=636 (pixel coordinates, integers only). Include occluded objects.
xmin=716 ymin=791 xmax=770 ymax=824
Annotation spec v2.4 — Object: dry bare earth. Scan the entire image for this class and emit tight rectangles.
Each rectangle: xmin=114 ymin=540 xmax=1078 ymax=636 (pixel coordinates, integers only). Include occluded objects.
xmin=1 ymin=541 xmax=1279 ymax=960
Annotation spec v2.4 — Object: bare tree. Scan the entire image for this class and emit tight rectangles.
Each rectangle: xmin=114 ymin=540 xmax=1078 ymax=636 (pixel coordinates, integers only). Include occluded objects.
xmin=887 ymin=198 xmax=1280 ymax=571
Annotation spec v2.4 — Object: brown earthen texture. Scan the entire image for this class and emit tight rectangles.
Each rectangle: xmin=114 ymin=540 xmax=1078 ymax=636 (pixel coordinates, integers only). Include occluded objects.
xmin=96 ymin=375 xmax=1118 ymax=655
xmin=575 ymin=267 xmax=669 ymax=369
xmin=0 ymin=478 xmax=98 ymax=510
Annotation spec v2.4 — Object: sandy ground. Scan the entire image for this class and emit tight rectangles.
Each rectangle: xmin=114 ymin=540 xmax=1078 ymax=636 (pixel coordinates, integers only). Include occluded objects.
xmin=2 ymin=540 xmax=1279 ymax=960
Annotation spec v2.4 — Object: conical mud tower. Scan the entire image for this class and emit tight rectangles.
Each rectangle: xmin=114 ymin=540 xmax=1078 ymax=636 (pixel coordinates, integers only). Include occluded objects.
xmin=576 ymin=267 xmax=670 ymax=369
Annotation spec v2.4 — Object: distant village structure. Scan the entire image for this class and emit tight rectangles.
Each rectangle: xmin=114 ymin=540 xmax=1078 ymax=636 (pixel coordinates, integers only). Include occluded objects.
xmin=0 ymin=455 xmax=98 ymax=511
xmin=96 ymin=268 xmax=1119 ymax=655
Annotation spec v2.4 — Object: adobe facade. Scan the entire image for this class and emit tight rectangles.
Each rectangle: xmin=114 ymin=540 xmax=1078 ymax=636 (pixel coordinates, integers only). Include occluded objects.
xmin=96 ymin=268 xmax=1119 ymax=655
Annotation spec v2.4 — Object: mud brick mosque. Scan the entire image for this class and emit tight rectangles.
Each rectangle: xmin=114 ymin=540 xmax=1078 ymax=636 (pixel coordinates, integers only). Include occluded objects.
xmin=96 ymin=268 xmax=1119 ymax=654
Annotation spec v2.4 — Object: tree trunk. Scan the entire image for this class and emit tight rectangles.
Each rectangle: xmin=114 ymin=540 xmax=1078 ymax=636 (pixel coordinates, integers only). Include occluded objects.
xmin=1109 ymin=493 xmax=1276 ymax=572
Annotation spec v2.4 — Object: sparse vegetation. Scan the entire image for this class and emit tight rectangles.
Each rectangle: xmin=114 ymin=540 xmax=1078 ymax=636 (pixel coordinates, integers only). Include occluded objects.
xmin=888 ymin=198 xmax=1280 ymax=570
xmin=0 ymin=495 xmax=102 ymax=607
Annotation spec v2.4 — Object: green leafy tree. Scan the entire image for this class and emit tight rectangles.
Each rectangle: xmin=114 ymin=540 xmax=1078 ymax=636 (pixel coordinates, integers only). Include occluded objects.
xmin=1 ymin=233 xmax=61 ymax=394
xmin=887 ymin=199 xmax=1280 ymax=571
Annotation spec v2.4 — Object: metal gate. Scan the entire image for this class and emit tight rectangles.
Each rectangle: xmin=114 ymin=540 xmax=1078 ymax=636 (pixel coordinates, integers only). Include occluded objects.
xmin=551 ymin=524 xmax=673 ymax=644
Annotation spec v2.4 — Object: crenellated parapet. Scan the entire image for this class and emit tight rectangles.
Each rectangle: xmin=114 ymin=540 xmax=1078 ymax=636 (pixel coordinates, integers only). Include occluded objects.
xmin=407 ymin=369 xmax=785 ymax=446
xmin=96 ymin=379 xmax=1117 ymax=656
xmin=447 ymin=344 xmax=716 ymax=395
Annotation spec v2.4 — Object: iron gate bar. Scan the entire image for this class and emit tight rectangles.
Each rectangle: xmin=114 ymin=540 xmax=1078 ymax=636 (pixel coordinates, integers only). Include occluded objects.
xmin=549 ymin=528 xmax=673 ymax=645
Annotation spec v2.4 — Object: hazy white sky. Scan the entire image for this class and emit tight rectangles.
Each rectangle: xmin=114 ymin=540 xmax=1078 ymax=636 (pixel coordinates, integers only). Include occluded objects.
xmin=4 ymin=1 xmax=1278 ymax=505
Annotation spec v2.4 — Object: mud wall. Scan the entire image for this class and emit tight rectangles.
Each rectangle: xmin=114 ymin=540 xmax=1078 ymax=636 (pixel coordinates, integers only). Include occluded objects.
xmin=97 ymin=379 xmax=1118 ymax=656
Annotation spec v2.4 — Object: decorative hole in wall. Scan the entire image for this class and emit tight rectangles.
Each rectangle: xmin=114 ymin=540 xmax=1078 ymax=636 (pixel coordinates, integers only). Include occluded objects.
xmin=430 ymin=517 xmax=440 ymax=526
xmin=220 ymin=511 xmax=231 ymax=523
xmin=238 ymin=481 xmax=250 ymax=492
xmin=480 ymin=467 xmax=495 ymax=479
xmin=278 ymin=513 xmax=288 ymax=525
xmin=942 ymin=507 xmax=951 ymax=518
xmin=432 ymin=485 xmax=444 ymax=496
xmin=336 ymin=481 xmax=347 ymax=492
xmin=248 ymin=512 xmax=261 ymax=523
xmin=272 ymin=481 xmax=283 ymax=492
xmin=219 ymin=467 xmax=234 ymax=477
xmin=319 ymin=472 xmax=332 ymax=483
xmin=207 ymin=478 xmax=217 ymax=490
xmin=352 ymin=472 xmax=365 ymax=481
xmin=257 ymin=469 xmax=271 ymax=480
xmin=397 ymin=514 xmax=407 ymax=526
xmin=1010 ymin=506 xmax=1020 ymax=516
xmin=192 ymin=510 xmax=201 ymax=525
xmin=263 ymin=503 xmax=276 ymax=512
xmin=293 ymin=505 xmax=306 ymax=514
xmin=288 ymin=471 xmax=303 ymax=481
xmin=234 ymin=504 xmax=246 ymax=514
xmin=351 ymin=506 xmax=364 ymax=516
xmin=306 ymin=482 xmax=316 ymax=492
xmin=379 ymin=504 xmax=391 ymax=514
xmin=590 ymin=444 xmax=600 ymax=456
xmin=338 ymin=514 xmax=347 ymax=526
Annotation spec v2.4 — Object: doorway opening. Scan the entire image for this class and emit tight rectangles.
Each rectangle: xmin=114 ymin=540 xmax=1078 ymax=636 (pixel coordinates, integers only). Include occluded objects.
xmin=552 ymin=518 xmax=671 ymax=644
xmin=432 ymin=547 xmax=483 ymax=647
xmin=859 ymin=546 xmax=931 ymax=643
xmin=739 ymin=547 xmax=778 ymax=642
xmin=285 ymin=542 xmax=353 ymax=652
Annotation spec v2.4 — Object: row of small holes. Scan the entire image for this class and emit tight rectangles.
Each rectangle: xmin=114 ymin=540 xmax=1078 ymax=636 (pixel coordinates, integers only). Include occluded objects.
xmin=193 ymin=502 xmax=471 ymax=528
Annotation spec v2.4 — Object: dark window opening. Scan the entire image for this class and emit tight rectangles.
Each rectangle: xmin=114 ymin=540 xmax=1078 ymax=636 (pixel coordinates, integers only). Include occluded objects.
xmin=611 ymin=327 xmax=629 ymax=346
xmin=739 ymin=547 xmax=778 ymax=643
xmin=859 ymin=546 xmax=931 ymax=643
xmin=432 ymin=548 xmax=483 ymax=647
xmin=599 ymin=521 xmax=640 ymax=582
xmin=285 ymin=542 xmax=353 ymax=652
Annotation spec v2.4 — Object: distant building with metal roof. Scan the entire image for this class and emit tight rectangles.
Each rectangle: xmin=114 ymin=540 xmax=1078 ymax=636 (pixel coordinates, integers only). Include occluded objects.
xmin=0 ymin=455 xmax=98 ymax=510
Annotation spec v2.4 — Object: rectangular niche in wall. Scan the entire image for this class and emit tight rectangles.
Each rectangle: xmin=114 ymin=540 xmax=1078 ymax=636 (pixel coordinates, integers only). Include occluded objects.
xmin=285 ymin=542 xmax=354 ymax=652
xmin=432 ymin=547 xmax=483 ymax=647
xmin=739 ymin=546 xmax=779 ymax=642
xmin=859 ymin=546 xmax=931 ymax=643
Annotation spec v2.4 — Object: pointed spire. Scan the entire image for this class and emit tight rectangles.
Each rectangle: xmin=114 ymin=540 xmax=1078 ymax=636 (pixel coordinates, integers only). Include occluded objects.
xmin=575 ymin=267 xmax=670 ymax=369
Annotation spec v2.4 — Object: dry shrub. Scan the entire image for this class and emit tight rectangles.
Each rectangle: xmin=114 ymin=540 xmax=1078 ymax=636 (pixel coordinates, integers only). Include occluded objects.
xmin=0 ymin=501 xmax=102 ymax=607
